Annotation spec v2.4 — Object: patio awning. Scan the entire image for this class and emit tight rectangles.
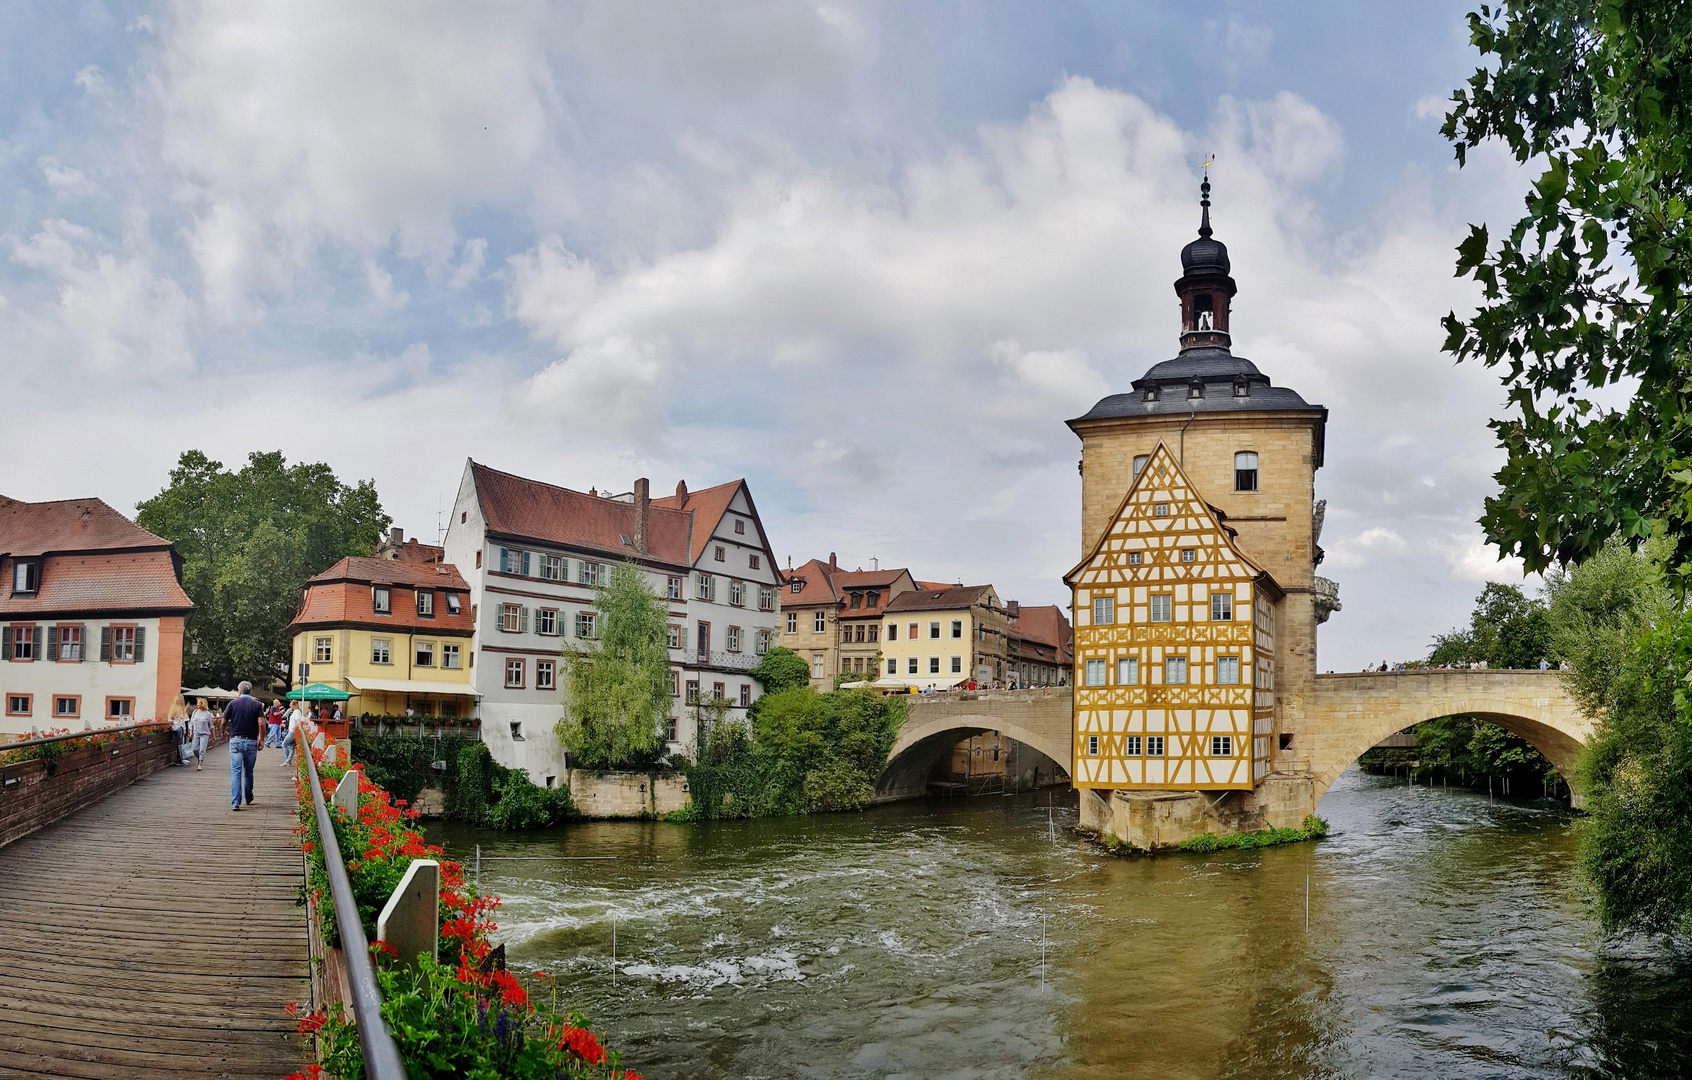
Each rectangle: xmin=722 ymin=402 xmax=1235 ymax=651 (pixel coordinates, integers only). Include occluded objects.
xmin=182 ymin=685 xmax=240 ymax=700
xmin=286 ymin=682 xmax=352 ymax=702
xmin=346 ymin=676 xmax=480 ymax=698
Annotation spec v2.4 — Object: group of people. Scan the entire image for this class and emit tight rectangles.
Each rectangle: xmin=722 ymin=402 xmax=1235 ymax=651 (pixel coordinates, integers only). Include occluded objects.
xmin=161 ymin=686 xmax=344 ymax=809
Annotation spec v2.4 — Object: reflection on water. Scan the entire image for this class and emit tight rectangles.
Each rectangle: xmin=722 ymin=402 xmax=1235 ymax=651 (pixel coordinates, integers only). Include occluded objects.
xmin=426 ymin=768 xmax=1692 ymax=1080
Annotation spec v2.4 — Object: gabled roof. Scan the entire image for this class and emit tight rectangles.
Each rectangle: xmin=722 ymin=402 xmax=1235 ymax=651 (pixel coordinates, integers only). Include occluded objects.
xmin=0 ymin=550 xmax=192 ymax=615
xmin=886 ymin=585 xmax=997 ymax=615
xmin=0 ymin=496 xmax=173 ymax=557
xmin=1063 ymin=440 xmax=1278 ymax=596
xmin=292 ymin=560 xmax=474 ymax=634
xmin=650 ymin=480 xmax=745 ymax=564
xmin=783 ymin=558 xmax=840 ymax=606
xmin=1009 ymin=604 xmax=1072 ymax=651
xmin=469 ymin=462 xmax=693 ymax=566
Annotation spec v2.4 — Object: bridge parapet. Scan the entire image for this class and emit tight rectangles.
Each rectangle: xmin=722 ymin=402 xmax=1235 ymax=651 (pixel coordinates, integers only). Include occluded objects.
xmin=879 ymin=688 xmax=1074 ymax=801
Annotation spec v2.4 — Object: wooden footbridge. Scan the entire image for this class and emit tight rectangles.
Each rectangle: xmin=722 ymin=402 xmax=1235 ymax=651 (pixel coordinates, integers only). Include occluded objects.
xmin=0 ymin=732 xmax=311 ymax=1078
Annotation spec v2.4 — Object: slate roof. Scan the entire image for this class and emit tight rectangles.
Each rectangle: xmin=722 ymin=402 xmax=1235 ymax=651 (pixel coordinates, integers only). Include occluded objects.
xmin=470 ymin=462 xmax=694 ymax=567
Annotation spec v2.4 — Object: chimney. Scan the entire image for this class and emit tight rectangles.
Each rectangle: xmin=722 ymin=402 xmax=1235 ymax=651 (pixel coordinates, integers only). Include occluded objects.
xmin=1007 ymin=600 xmax=1020 ymax=620
xmin=675 ymin=479 xmax=688 ymax=502
xmin=389 ymin=527 xmax=403 ymax=546
xmin=633 ymin=478 xmax=650 ymax=555
xmin=829 ymin=552 xmax=838 ymax=571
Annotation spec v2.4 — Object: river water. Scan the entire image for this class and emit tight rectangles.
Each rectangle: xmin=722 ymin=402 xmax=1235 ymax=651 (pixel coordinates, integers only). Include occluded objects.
xmin=427 ymin=768 xmax=1692 ymax=1079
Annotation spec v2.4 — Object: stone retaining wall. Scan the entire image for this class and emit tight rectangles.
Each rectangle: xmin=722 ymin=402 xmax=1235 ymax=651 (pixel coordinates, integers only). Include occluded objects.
xmin=567 ymin=769 xmax=689 ymax=818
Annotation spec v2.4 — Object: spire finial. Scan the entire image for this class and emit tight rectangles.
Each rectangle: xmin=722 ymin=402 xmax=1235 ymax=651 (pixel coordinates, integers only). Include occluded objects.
xmin=1199 ymin=155 xmax=1214 ymax=239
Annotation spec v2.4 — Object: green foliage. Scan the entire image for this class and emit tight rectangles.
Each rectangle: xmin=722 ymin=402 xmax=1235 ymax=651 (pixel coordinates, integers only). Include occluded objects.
xmin=1177 ymin=816 xmax=1329 ymax=853
xmin=1358 ymin=714 xmax=1557 ymax=785
xmin=1545 ymin=535 xmax=1673 ymax=715
xmin=1427 ymin=582 xmax=1552 ymax=669
xmin=1573 ymin=606 xmax=1692 ymax=933
xmin=1440 ymin=2 xmax=1692 ymax=588
xmin=557 ymin=562 xmax=671 ymax=770
xmin=135 ymin=450 xmax=389 ymax=687
xmin=681 ymin=688 xmax=906 ymax=819
xmin=750 ymin=646 xmax=811 ymax=694
xmin=349 ymin=735 xmax=574 ymax=831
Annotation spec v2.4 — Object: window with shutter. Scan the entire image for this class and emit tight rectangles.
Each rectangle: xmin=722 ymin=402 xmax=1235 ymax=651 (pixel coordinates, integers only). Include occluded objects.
xmin=1 ymin=626 xmax=10 ymax=658
xmin=100 ymin=626 xmax=111 ymax=661
xmin=45 ymin=625 xmax=58 ymax=661
xmin=522 ymin=551 xmax=532 ymax=576
xmin=519 ymin=607 xmax=529 ymax=633
xmin=32 ymin=625 xmax=43 ymax=661
xmin=133 ymin=626 xmax=146 ymax=663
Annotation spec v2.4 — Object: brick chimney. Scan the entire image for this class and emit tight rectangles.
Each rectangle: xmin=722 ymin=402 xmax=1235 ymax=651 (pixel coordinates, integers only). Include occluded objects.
xmin=829 ymin=552 xmax=838 ymax=571
xmin=633 ymin=478 xmax=650 ymax=555
xmin=675 ymin=479 xmax=687 ymax=502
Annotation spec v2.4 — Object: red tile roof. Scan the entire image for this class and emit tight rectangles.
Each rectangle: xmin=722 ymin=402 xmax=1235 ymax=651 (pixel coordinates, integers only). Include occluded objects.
xmin=1 ymin=550 xmax=191 ymax=615
xmin=1009 ymin=604 xmax=1073 ymax=658
xmin=0 ymin=496 xmax=173 ymax=557
xmin=650 ymin=479 xmax=746 ymax=563
xmin=886 ymin=585 xmax=997 ymax=614
xmin=293 ymin=557 xmax=472 ymax=633
xmin=782 ymin=558 xmax=841 ymax=607
xmin=388 ymin=540 xmax=446 ymax=564
xmin=471 ymin=463 xmax=694 ymax=567
xmin=0 ymin=497 xmax=191 ymax=615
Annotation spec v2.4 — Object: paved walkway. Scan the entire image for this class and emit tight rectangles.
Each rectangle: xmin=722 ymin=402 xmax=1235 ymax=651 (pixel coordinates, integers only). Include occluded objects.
xmin=0 ymin=746 xmax=312 ymax=1078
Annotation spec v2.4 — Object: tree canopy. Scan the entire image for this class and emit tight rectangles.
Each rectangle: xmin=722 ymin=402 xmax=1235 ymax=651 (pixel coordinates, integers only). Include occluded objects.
xmin=1441 ymin=1 xmax=1692 ymax=587
xmin=1427 ymin=582 xmax=1553 ymax=669
xmin=136 ymin=450 xmax=389 ymax=689
xmin=556 ymin=562 xmax=672 ymax=770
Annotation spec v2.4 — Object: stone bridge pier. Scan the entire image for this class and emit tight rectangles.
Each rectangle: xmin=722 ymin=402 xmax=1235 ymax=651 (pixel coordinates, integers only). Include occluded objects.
xmin=875 ymin=688 xmax=1073 ymax=802
xmin=1080 ymin=669 xmax=1593 ymax=848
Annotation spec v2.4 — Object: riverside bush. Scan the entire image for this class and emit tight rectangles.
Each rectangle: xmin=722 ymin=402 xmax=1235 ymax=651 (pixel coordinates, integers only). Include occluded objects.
xmin=290 ymin=735 xmax=637 ymax=1079
xmin=1177 ymin=815 xmax=1329 ymax=853
xmin=348 ymin=734 xmax=574 ymax=830
xmin=680 ymin=687 xmax=905 ymax=819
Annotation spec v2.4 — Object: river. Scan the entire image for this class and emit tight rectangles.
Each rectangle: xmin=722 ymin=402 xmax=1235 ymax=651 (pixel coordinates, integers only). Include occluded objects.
xmin=426 ymin=767 xmax=1692 ymax=1079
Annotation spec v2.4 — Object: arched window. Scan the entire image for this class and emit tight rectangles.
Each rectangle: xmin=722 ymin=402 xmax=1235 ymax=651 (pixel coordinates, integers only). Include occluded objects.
xmin=1133 ymin=454 xmax=1149 ymax=477
xmin=1235 ymin=451 xmax=1259 ymax=492
xmin=1188 ymin=381 xmax=1204 ymax=399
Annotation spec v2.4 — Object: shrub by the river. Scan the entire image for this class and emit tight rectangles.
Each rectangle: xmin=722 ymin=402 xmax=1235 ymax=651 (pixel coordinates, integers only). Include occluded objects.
xmin=677 ymin=685 xmax=905 ymax=819
xmin=290 ymin=735 xmax=638 ymax=1079
xmin=1177 ymin=815 xmax=1329 ymax=853
xmin=349 ymin=732 xmax=574 ymax=830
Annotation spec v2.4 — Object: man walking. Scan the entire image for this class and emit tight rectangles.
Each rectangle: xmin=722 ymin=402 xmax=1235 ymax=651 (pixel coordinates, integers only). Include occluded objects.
xmin=223 ymin=682 xmax=265 ymax=810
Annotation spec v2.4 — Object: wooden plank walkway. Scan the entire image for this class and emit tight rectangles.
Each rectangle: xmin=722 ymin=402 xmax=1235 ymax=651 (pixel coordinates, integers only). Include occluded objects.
xmin=0 ymin=748 xmax=312 ymax=1079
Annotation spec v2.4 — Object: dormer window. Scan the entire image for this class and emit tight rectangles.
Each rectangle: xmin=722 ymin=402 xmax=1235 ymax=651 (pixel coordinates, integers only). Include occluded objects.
xmin=11 ymin=559 xmax=40 ymax=595
xmin=1145 ymin=387 xmax=1159 ymax=402
xmin=1234 ymin=381 xmax=1250 ymax=398
xmin=1188 ymin=382 xmax=1204 ymax=400
xmin=373 ymin=587 xmax=391 ymax=614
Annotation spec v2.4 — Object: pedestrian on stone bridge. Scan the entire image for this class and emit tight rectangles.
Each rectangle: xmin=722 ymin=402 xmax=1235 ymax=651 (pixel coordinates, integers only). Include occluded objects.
xmin=222 ymin=682 xmax=265 ymax=810
xmin=188 ymin=697 xmax=214 ymax=771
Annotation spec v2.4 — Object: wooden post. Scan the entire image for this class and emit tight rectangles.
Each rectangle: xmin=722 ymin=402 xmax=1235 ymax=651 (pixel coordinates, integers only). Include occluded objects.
xmin=333 ymin=769 xmax=360 ymax=818
xmin=377 ymin=859 xmax=439 ymax=969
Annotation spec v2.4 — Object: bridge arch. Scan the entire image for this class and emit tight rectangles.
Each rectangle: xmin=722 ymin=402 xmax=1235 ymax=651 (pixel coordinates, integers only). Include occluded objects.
xmin=1305 ymin=671 xmax=1592 ymax=803
xmin=875 ymin=690 xmax=1073 ymax=801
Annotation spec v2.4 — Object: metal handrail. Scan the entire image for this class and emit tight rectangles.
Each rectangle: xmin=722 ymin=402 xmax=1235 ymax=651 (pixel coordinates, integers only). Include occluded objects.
xmin=297 ymin=727 xmax=407 ymax=1078
xmin=1 ymin=720 xmax=171 ymax=752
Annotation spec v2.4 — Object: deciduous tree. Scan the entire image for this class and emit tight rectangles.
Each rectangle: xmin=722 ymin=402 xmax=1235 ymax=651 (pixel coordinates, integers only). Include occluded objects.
xmin=556 ymin=562 xmax=672 ymax=770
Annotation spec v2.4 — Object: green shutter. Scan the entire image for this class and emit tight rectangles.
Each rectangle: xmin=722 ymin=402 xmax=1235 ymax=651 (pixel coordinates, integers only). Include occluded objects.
xmin=519 ymin=606 xmax=529 ymax=633
xmin=522 ymin=551 xmax=531 ymax=576
xmin=45 ymin=625 xmax=57 ymax=662
xmin=100 ymin=626 xmax=111 ymax=662
xmin=134 ymin=626 xmax=146 ymax=663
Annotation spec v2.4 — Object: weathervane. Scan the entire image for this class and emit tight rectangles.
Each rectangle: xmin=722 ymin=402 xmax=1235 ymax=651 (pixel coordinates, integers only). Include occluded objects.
xmin=1199 ymin=154 xmax=1215 ymax=238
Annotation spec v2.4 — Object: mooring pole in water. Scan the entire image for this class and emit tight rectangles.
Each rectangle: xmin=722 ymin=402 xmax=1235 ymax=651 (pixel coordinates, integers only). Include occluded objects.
xmin=475 ymin=844 xmax=480 ymax=891
xmin=612 ymin=917 xmax=617 ymax=985
xmin=1040 ymin=915 xmax=1047 ymax=988
xmin=1304 ymin=876 xmax=1309 ymax=933
xmin=1047 ymin=806 xmax=1055 ymax=842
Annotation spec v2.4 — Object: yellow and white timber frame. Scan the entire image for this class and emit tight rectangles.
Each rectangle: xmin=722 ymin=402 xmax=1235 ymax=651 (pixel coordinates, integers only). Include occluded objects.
xmin=1065 ymin=441 xmax=1280 ymax=790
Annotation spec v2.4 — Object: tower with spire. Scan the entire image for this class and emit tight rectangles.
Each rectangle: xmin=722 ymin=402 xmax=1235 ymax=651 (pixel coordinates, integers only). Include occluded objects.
xmin=1064 ymin=170 xmax=1336 ymax=836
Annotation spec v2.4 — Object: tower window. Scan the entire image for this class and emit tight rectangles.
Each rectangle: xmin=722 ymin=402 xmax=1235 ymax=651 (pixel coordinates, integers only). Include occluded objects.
xmin=1193 ymin=293 xmax=1214 ymax=330
xmin=1145 ymin=387 xmax=1159 ymax=402
xmin=1188 ymin=382 xmax=1204 ymax=400
xmin=1234 ymin=381 xmax=1250 ymax=398
xmin=1133 ymin=454 xmax=1149 ymax=477
xmin=1235 ymin=452 xmax=1259 ymax=492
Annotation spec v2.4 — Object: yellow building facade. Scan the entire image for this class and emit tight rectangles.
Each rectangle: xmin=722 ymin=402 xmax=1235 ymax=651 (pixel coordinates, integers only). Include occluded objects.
xmin=1067 ymin=443 xmax=1277 ymax=789
xmin=880 ymin=585 xmax=1008 ymax=690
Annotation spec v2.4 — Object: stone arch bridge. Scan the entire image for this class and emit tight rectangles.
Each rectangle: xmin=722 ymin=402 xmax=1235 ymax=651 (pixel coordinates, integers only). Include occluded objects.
xmin=874 ymin=672 xmax=1591 ymax=815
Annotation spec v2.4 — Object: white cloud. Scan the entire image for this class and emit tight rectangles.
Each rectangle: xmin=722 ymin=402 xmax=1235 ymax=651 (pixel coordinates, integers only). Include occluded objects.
xmin=38 ymin=157 xmax=101 ymax=198
xmin=447 ymin=238 xmax=488 ymax=291
xmin=1326 ymin=526 xmax=1410 ymax=570
xmin=513 ymin=336 xmax=671 ymax=443
xmin=1440 ymin=531 xmax=1534 ymax=585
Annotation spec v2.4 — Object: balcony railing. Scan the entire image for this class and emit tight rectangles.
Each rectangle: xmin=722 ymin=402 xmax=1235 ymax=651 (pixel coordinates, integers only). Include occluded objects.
xmin=694 ymin=649 xmax=760 ymax=672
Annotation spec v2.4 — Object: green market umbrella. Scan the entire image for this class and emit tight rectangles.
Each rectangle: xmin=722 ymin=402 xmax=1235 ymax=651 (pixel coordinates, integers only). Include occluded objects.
xmin=286 ymin=682 xmax=352 ymax=702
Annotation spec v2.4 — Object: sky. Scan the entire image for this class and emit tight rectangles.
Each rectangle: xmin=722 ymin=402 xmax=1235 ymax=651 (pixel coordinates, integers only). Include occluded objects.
xmin=1 ymin=1 xmax=1547 ymax=671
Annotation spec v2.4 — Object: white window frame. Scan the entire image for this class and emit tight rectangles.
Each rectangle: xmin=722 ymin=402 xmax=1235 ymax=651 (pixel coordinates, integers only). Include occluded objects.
xmin=1211 ymin=592 xmax=1234 ymax=621
xmin=1117 ymin=657 xmax=1138 ymax=685
xmin=536 ymin=659 xmax=555 ymax=691
xmin=813 ymin=611 xmax=825 ymax=633
xmin=314 ymin=637 xmax=333 ymax=663
xmin=417 ymin=591 xmax=434 ymax=616
xmin=373 ymin=587 xmax=391 ymax=614
xmin=1093 ymin=596 xmax=1114 ymax=624
xmin=1164 ymin=656 xmax=1187 ymax=685
xmin=1084 ymin=659 xmax=1107 ymax=686
xmin=371 ymin=638 xmax=392 ymax=665
xmin=1147 ymin=736 xmax=1165 ymax=757
xmin=1211 ymin=735 xmax=1233 ymax=756
xmin=504 ymin=658 xmax=525 ymax=688
xmin=442 ymin=643 xmax=461 ymax=669
xmin=414 ymin=640 xmax=434 ymax=667
xmin=1218 ymin=656 xmax=1241 ymax=685
xmin=1150 ymin=594 xmax=1172 ymax=623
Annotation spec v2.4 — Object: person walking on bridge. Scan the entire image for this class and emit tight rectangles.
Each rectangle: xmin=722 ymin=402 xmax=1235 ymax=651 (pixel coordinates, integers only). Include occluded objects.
xmin=188 ymin=697 xmax=214 ymax=771
xmin=223 ymin=682 xmax=265 ymax=810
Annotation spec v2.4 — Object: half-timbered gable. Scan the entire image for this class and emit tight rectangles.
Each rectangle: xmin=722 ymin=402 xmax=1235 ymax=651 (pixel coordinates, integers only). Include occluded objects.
xmin=1065 ymin=441 xmax=1278 ymax=790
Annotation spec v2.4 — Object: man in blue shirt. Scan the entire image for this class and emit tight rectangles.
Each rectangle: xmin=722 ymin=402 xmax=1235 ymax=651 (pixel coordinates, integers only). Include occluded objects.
xmin=222 ymin=681 xmax=266 ymax=810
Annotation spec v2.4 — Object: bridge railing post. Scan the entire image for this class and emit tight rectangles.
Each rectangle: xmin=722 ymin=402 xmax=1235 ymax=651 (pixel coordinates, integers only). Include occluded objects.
xmin=377 ymin=859 xmax=440 ymax=970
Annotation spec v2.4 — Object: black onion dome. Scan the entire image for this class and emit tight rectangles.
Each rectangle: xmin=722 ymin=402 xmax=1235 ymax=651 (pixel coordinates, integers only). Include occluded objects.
xmin=1180 ymin=175 xmax=1229 ymax=275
